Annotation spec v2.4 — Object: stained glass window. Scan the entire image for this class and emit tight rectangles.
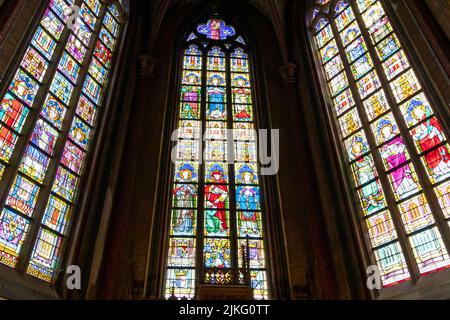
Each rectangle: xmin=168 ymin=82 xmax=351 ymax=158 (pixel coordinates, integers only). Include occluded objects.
xmin=0 ymin=0 xmax=126 ymax=283
xmin=311 ymin=0 xmax=450 ymax=287
xmin=165 ymin=19 xmax=269 ymax=300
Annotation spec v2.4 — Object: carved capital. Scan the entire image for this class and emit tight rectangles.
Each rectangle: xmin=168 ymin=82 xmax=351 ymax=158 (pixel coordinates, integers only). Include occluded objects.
xmin=279 ymin=63 xmax=297 ymax=86
xmin=138 ymin=55 xmax=157 ymax=78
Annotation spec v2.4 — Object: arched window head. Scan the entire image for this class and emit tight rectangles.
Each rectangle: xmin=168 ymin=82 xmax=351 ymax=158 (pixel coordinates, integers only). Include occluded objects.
xmin=310 ymin=0 xmax=450 ymax=288
xmin=164 ymin=18 xmax=269 ymax=300
xmin=0 ymin=0 xmax=126 ymax=284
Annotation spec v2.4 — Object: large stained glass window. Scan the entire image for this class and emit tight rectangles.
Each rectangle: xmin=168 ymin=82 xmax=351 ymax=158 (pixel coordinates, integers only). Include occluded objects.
xmin=0 ymin=0 xmax=126 ymax=283
xmin=310 ymin=0 xmax=450 ymax=288
xmin=165 ymin=18 xmax=269 ymax=300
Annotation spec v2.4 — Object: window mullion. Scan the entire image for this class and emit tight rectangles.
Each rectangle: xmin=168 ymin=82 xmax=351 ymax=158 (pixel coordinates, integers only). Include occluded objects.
xmin=16 ymin=1 xmax=108 ymax=273
xmin=329 ymin=12 xmax=421 ymax=281
xmin=225 ymin=47 xmax=238 ymax=285
xmin=350 ymin=0 xmax=450 ymax=254
xmin=196 ymin=43 xmax=207 ymax=291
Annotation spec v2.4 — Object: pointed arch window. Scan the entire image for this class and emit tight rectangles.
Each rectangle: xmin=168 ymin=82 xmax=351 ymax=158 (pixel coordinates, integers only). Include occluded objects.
xmin=310 ymin=0 xmax=450 ymax=288
xmin=0 ymin=0 xmax=126 ymax=284
xmin=164 ymin=18 xmax=269 ymax=300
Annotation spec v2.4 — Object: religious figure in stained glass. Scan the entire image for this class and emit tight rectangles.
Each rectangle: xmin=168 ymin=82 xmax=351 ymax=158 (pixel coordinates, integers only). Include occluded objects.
xmin=70 ymin=119 xmax=90 ymax=149
xmin=377 ymin=120 xmax=417 ymax=198
xmin=236 ymin=186 xmax=260 ymax=211
xmin=31 ymin=120 xmax=58 ymax=155
xmin=173 ymin=210 xmax=195 ymax=235
xmin=207 ymin=75 xmax=226 ymax=119
xmin=173 ymin=184 xmax=197 ymax=208
xmin=204 ymin=182 xmax=229 ymax=211
xmin=408 ymin=101 xmax=450 ymax=183
xmin=41 ymin=95 xmax=65 ymax=129
xmin=205 ymin=165 xmax=228 ymax=235
xmin=350 ymin=147 xmax=376 ymax=186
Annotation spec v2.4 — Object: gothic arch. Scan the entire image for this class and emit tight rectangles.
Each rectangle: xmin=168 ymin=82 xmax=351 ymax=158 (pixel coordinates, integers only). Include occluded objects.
xmin=142 ymin=2 xmax=292 ymax=300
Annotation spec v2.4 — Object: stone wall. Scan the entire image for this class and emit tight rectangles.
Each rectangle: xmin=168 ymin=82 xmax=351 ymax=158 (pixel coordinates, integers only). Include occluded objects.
xmin=425 ymin=0 xmax=450 ymax=40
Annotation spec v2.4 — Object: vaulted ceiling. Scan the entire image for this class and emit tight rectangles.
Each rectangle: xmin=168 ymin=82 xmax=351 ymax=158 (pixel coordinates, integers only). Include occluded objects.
xmin=146 ymin=0 xmax=291 ymax=63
